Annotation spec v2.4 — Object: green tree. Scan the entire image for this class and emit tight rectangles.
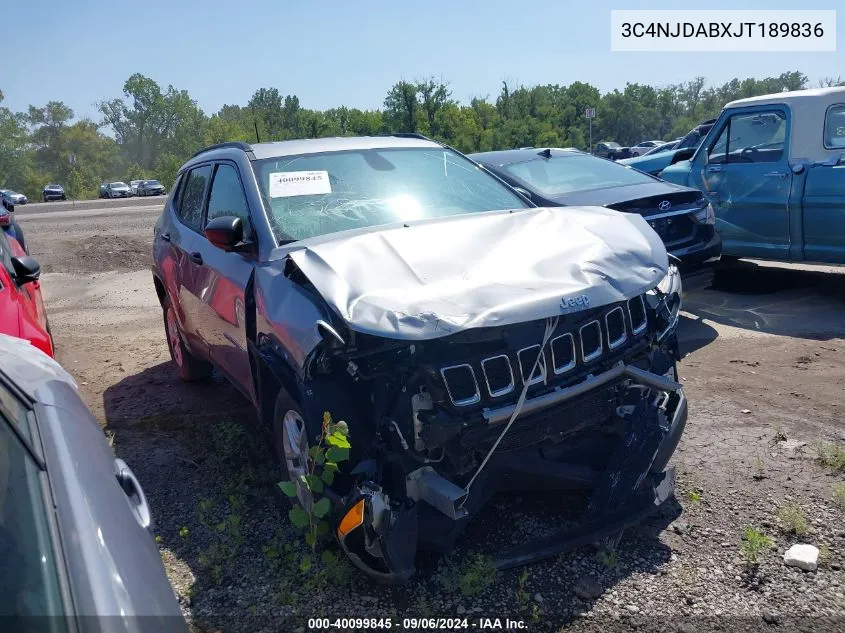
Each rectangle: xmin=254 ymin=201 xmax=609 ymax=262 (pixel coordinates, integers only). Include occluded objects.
xmin=383 ymin=81 xmax=419 ymax=133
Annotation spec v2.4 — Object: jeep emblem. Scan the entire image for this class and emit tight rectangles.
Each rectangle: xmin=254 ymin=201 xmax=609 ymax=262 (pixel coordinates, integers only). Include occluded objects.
xmin=560 ymin=294 xmax=590 ymax=312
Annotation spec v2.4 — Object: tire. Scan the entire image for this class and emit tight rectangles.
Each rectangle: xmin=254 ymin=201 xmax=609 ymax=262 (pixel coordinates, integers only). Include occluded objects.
xmin=61 ymin=195 xmax=66 ymax=201
xmin=273 ymin=391 xmax=316 ymax=511
xmin=162 ymin=297 xmax=213 ymax=381
xmin=608 ymin=153 xmax=617 ymax=161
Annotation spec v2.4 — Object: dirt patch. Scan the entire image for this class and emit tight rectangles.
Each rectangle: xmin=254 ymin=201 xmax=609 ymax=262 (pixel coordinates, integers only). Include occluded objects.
xmin=44 ymin=234 xmax=152 ymax=274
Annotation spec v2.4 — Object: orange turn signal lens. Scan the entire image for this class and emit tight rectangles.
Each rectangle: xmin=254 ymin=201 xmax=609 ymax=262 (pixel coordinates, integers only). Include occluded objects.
xmin=337 ymin=498 xmax=365 ymax=538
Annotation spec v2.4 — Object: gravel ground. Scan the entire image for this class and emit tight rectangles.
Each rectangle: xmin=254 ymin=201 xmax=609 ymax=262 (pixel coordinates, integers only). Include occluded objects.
xmin=18 ymin=206 xmax=845 ymax=632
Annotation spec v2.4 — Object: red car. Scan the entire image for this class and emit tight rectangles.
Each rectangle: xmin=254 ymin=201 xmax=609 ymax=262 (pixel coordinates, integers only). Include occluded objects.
xmin=0 ymin=228 xmax=53 ymax=357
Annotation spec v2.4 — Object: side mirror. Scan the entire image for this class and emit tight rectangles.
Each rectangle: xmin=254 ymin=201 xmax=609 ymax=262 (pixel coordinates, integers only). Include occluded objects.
xmin=205 ymin=215 xmax=244 ymax=251
xmin=12 ymin=255 xmax=41 ymax=284
xmin=670 ymin=148 xmax=696 ymax=165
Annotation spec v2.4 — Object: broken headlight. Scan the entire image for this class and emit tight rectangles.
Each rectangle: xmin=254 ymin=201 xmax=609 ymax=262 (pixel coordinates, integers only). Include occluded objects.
xmin=647 ymin=263 xmax=681 ymax=342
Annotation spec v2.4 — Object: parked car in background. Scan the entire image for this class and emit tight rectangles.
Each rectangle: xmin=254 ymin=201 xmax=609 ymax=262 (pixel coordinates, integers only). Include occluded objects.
xmin=42 ymin=184 xmax=66 ymax=202
xmin=1 ymin=199 xmax=28 ymax=253
xmin=661 ymin=86 xmax=845 ymax=264
xmin=641 ymin=140 xmax=680 ymax=157
xmin=137 ymin=179 xmax=166 ymax=196
xmin=629 ymin=140 xmax=664 ymax=157
xmin=620 ymin=119 xmax=716 ymax=176
xmin=1 ymin=190 xmax=28 ymax=205
xmin=471 ymin=147 xmax=721 ymax=289
xmin=0 ymin=333 xmax=186 ymax=628
xmin=0 ymin=229 xmax=52 ymax=356
xmin=593 ymin=141 xmax=631 ymax=160
xmin=104 ymin=181 xmax=132 ymax=198
xmin=152 ymin=136 xmax=685 ymax=583
xmin=130 ymin=180 xmax=144 ymax=196
xmin=99 ymin=183 xmax=109 ymax=198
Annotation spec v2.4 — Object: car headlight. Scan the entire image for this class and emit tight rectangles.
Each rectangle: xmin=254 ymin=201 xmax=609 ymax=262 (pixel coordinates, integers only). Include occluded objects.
xmin=693 ymin=202 xmax=715 ymax=225
xmin=647 ymin=263 xmax=682 ymax=341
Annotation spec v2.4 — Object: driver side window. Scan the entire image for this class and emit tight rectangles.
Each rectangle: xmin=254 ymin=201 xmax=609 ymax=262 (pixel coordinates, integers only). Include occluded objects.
xmin=708 ymin=111 xmax=786 ymax=164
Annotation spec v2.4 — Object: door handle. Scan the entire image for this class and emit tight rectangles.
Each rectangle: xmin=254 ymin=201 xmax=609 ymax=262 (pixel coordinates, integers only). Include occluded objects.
xmin=159 ymin=232 xmax=171 ymax=242
xmin=706 ymin=165 xmax=722 ymax=173
xmin=189 ymin=252 xmax=203 ymax=265
xmin=115 ymin=458 xmax=153 ymax=532
xmin=763 ymin=171 xmax=788 ymax=179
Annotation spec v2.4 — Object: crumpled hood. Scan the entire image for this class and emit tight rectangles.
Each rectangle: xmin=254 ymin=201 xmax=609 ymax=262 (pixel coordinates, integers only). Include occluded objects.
xmin=286 ymin=207 xmax=668 ymax=340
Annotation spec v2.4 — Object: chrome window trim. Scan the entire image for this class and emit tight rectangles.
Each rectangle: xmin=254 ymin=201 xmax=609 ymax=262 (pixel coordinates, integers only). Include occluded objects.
xmin=605 ymin=306 xmax=628 ymax=350
xmin=579 ymin=320 xmax=603 ymax=362
xmin=481 ymin=355 xmax=515 ymax=398
xmin=517 ymin=345 xmax=546 ymax=386
xmin=628 ymin=295 xmax=648 ymax=335
xmin=440 ymin=364 xmax=481 ymax=406
xmin=551 ymin=333 xmax=576 ymax=374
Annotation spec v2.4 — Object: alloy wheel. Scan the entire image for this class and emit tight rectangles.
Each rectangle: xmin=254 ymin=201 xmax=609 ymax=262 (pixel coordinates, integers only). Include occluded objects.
xmin=282 ymin=410 xmax=313 ymax=512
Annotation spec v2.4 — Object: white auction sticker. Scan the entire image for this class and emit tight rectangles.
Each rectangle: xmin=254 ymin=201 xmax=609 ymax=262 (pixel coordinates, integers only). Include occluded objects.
xmin=268 ymin=171 xmax=331 ymax=198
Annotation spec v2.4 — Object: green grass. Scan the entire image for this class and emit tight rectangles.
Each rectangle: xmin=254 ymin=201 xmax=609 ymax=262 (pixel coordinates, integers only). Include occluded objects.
xmin=741 ymin=526 xmax=773 ymax=565
xmin=833 ymin=483 xmax=845 ymax=508
xmin=776 ymin=503 xmax=809 ymax=536
xmin=435 ymin=553 xmax=498 ymax=597
xmin=817 ymin=443 xmax=845 ymax=471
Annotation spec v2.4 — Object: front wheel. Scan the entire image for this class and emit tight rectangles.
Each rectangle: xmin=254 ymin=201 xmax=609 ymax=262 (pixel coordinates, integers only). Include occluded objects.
xmin=273 ymin=392 xmax=314 ymax=512
xmin=163 ymin=298 xmax=212 ymax=381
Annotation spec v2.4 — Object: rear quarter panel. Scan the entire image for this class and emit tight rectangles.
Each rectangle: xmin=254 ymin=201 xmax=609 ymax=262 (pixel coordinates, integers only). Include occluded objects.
xmin=802 ymin=163 xmax=845 ymax=263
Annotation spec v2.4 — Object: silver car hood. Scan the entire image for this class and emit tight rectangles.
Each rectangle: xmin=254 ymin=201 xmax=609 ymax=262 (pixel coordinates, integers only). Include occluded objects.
xmin=286 ymin=207 xmax=668 ymax=340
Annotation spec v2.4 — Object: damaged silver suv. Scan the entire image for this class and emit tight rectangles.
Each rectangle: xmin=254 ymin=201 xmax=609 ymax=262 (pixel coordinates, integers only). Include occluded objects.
xmin=151 ymin=135 xmax=685 ymax=583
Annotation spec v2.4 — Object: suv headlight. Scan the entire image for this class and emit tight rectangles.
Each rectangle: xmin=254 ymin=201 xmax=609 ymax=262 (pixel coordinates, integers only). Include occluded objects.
xmin=647 ymin=263 xmax=682 ymax=341
xmin=693 ymin=202 xmax=715 ymax=225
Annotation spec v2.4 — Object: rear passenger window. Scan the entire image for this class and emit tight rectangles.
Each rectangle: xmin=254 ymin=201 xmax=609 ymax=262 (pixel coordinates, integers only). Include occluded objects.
xmin=824 ymin=105 xmax=845 ymax=149
xmin=176 ymin=165 xmax=212 ymax=231
xmin=207 ymin=164 xmax=252 ymax=238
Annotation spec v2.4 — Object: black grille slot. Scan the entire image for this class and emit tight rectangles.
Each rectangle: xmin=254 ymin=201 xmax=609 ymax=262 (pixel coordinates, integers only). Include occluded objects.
xmin=580 ymin=321 xmax=602 ymax=362
xmin=628 ymin=295 xmax=647 ymax=334
xmin=482 ymin=355 xmax=514 ymax=397
xmin=551 ymin=333 xmax=575 ymax=374
xmin=518 ymin=345 xmax=545 ymax=385
xmin=605 ymin=307 xmax=627 ymax=349
xmin=441 ymin=365 xmax=479 ymax=406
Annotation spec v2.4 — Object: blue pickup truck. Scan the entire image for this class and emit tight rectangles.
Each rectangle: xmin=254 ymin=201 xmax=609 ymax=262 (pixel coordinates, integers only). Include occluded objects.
xmin=660 ymin=87 xmax=845 ymax=264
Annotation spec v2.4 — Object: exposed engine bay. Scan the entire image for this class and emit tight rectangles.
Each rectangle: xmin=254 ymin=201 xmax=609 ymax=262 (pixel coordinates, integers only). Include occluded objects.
xmin=298 ymin=266 xmax=685 ymax=583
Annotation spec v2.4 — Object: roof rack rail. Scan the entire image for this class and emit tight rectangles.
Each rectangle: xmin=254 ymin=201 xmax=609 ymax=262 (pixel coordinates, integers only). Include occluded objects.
xmin=191 ymin=141 xmax=253 ymax=159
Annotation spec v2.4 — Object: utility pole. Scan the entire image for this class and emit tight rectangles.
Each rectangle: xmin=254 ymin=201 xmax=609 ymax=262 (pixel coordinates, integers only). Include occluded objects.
xmin=585 ymin=107 xmax=596 ymax=154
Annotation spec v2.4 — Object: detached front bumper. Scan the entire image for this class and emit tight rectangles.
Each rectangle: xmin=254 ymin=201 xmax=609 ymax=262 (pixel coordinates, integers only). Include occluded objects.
xmin=337 ymin=362 xmax=687 ymax=582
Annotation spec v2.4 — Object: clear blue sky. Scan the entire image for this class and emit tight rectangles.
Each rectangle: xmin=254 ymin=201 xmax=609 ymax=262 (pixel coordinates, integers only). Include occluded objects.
xmin=2 ymin=0 xmax=842 ymax=121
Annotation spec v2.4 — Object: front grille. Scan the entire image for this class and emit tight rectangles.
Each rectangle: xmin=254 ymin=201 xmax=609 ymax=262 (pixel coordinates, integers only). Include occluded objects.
xmin=628 ymin=295 xmax=647 ymax=334
xmin=551 ymin=333 xmax=575 ymax=374
xmin=441 ymin=365 xmax=480 ymax=406
xmin=518 ymin=345 xmax=546 ymax=386
xmin=439 ymin=296 xmax=650 ymax=407
xmin=580 ymin=320 xmax=603 ymax=362
xmin=605 ymin=307 xmax=627 ymax=349
xmin=482 ymin=355 xmax=514 ymax=397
